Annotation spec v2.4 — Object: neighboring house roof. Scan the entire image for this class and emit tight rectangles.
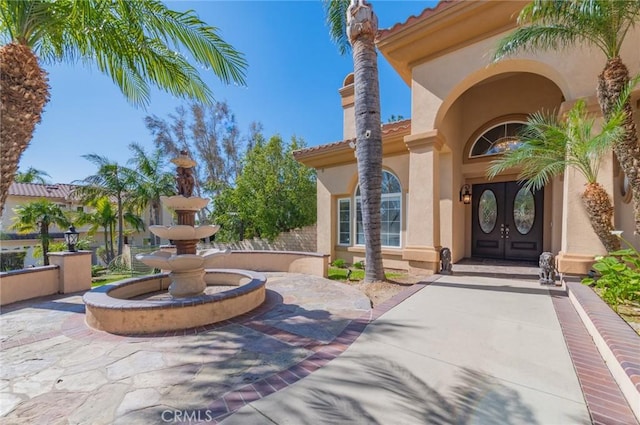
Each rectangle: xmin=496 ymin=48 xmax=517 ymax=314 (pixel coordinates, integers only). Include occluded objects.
xmin=8 ymin=183 xmax=78 ymax=201
xmin=293 ymin=119 xmax=411 ymax=169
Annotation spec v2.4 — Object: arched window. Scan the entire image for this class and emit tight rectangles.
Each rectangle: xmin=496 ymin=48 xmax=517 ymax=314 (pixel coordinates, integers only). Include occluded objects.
xmin=355 ymin=171 xmax=402 ymax=247
xmin=469 ymin=122 xmax=526 ymax=158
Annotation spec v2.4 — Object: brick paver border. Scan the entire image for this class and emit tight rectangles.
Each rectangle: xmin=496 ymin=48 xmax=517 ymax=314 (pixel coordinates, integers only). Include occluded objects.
xmin=551 ymin=289 xmax=639 ymax=425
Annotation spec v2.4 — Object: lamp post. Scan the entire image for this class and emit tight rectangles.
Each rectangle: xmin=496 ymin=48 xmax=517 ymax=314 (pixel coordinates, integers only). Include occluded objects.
xmin=64 ymin=225 xmax=79 ymax=252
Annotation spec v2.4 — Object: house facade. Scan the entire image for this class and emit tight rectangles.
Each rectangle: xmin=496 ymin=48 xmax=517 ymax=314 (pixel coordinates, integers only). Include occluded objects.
xmin=0 ymin=182 xmax=167 ymax=267
xmin=294 ymin=1 xmax=640 ymax=275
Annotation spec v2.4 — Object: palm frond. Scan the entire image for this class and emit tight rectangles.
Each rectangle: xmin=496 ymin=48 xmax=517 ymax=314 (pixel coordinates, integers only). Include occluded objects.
xmin=493 ymin=0 xmax=640 ymax=61
xmin=322 ymin=0 xmax=351 ymax=55
xmin=1 ymin=0 xmax=247 ymax=107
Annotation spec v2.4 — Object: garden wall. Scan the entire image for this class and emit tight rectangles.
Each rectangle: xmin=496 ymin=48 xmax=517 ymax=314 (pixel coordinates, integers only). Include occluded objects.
xmin=0 ymin=266 xmax=59 ymax=306
xmin=0 ymin=251 xmax=92 ymax=306
xmin=209 ymin=225 xmax=317 ymax=252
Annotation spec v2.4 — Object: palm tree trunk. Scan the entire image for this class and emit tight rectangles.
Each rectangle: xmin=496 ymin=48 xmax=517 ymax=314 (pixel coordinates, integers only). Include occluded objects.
xmin=582 ymin=183 xmax=620 ymax=252
xmin=152 ymin=200 xmax=161 ymax=246
xmin=102 ymin=225 xmax=110 ymax=264
xmin=597 ymin=56 xmax=640 ymax=234
xmin=40 ymin=222 xmax=50 ymax=266
xmin=117 ymin=195 xmax=124 ymax=257
xmin=348 ymin=0 xmax=384 ymax=282
xmin=0 ymin=43 xmax=50 ymax=215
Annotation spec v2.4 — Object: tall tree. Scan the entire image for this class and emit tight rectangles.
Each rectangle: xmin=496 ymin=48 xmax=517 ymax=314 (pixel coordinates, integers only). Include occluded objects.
xmin=145 ymin=100 xmax=245 ymax=220
xmin=0 ymin=0 xmax=247 ymax=215
xmin=324 ymin=0 xmax=384 ymax=282
xmin=14 ymin=167 xmax=51 ymax=184
xmin=488 ymin=99 xmax=627 ymax=251
xmin=493 ymin=0 xmax=640 ymax=233
xmin=74 ymin=154 xmax=133 ymax=258
xmin=213 ymin=135 xmax=316 ymax=242
xmin=126 ymin=143 xmax=175 ymax=246
xmin=11 ymin=199 xmax=70 ymax=265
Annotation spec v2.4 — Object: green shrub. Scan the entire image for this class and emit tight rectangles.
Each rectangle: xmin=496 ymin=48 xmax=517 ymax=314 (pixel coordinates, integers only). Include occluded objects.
xmin=353 ymin=261 xmax=364 ymax=269
xmin=582 ymin=231 xmax=640 ymax=311
xmin=0 ymin=252 xmax=26 ymax=271
xmin=331 ymin=258 xmax=346 ymax=268
xmin=91 ymin=265 xmax=106 ymax=277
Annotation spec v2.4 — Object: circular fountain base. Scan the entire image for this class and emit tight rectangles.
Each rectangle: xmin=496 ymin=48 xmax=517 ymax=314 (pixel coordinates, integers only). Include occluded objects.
xmin=83 ymin=269 xmax=266 ymax=335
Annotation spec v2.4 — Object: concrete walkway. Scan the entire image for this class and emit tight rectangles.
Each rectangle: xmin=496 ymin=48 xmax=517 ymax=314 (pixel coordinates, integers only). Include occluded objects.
xmin=223 ymin=275 xmax=590 ymax=425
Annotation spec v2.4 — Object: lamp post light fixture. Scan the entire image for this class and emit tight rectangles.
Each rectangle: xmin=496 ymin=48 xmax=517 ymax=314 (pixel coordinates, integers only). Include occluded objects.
xmin=64 ymin=225 xmax=79 ymax=252
xmin=460 ymin=184 xmax=472 ymax=205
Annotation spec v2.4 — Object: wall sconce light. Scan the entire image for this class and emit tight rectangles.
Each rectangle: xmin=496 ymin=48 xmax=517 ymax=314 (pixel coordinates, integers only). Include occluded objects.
xmin=64 ymin=225 xmax=79 ymax=252
xmin=460 ymin=184 xmax=472 ymax=205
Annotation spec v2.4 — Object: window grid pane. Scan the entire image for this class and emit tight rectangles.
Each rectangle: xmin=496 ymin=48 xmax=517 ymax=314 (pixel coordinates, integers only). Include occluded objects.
xmin=354 ymin=171 xmax=402 ymax=248
xmin=338 ymin=199 xmax=351 ymax=245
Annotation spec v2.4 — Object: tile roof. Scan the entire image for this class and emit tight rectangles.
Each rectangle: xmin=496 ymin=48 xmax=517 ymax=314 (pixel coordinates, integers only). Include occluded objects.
xmin=8 ymin=183 xmax=77 ymax=200
xmin=293 ymin=119 xmax=411 ymax=158
xmin=376 ymin=0 xmax=458 ymax=40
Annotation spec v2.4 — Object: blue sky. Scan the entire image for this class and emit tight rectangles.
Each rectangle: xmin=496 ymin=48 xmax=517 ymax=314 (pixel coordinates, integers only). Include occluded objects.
xmin=20 ymin=1 xmax=438 ymax=184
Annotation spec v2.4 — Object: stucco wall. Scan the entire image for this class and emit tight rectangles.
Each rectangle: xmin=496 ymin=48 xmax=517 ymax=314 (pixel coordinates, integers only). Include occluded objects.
xmin=411 ymin=28 xmax=639 ymax=133
xmin=314 ymin=155 xmax=410 ymax=263
xmin=0 ymin=266 xmax=59 ymax=305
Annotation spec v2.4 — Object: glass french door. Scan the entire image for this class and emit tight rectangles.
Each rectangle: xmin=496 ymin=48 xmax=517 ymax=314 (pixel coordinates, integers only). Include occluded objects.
xmin=471 ymin=182 xmax=543 ymax=261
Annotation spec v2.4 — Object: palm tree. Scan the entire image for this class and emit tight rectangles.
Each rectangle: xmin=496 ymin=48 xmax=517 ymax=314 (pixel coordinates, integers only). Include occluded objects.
xmin=74 ymin=154 xmax=133 ymax=258
xmin=488 ymin=99 xmax=627 ymax=252
xmin=0 ymin=0 xmax=247 ymax=216
xmin=324 ymin=0 xmax=384 ymax=282
xmin=76 ymin=197 xmax=117 ymax=263
xmin=126 ymin=142 xmax=175 ymax=246
xmin=11 ymin=199 xmax=70 ymax=265
xmin=14 ymin=167 xmax=51 ymax=184
xmin=493 ymin=0 xmax=640 ymax=234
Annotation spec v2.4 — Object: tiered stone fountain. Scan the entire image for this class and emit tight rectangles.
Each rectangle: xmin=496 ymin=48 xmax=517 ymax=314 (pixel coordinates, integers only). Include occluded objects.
xmin=83 ymin=152 xmax=267 ymax=335
xmin=135 ymin=152 xmax=230 ymax=298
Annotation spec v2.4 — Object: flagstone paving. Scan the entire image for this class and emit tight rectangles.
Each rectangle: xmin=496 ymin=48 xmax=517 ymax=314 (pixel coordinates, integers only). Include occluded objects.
xmin=0 ymin=273 xmax=370 ymax=424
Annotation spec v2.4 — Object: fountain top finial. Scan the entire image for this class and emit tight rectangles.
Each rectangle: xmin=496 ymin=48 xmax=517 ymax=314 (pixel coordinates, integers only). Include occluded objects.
xmin=171 ymin=150 xmax=196 ymax=169
xmin=172 ymin=151 xmax=196 ymax=197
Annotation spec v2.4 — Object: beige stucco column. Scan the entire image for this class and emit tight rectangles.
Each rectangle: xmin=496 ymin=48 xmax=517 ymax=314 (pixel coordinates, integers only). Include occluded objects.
xmin=402 ymin=130 xmax=444 ymax=274
xmin=316 ymin=178 xmax=333 ymax=259
xmin=556 ymin=152 xmax=616 ymax=275
xmin=48 ymin=251 xmax=92 ymax=294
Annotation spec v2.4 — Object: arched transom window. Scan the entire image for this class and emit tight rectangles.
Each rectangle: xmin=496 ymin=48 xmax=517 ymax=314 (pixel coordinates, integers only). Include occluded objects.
xmin=470 ymin=122 xmax=526 ymax=158
xmin=355 ymin=171 xmax=402 ymax=247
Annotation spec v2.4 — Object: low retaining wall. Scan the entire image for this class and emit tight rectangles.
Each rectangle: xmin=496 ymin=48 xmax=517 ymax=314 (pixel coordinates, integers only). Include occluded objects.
xmin=0 ymin=266 xmax=59 ymax=306
xmin=0 ymin=251 xmax=92 ymax=306
xmin=196 ymin=250 xmax=328 ymax=277
xmin=566 ymin=281 xmax=640 ymax=422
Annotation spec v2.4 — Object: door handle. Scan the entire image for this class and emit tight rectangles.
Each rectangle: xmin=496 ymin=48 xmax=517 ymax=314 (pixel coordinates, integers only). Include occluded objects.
xmin=500 ymin=224 xmax=510 ymax=239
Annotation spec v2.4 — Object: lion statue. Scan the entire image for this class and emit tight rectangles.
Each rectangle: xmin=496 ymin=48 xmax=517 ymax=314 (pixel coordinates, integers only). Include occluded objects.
xmin=440 ymin=247 xmax=453 ymax=275
xmin=539 ymin=252 xmax=556 ymax=285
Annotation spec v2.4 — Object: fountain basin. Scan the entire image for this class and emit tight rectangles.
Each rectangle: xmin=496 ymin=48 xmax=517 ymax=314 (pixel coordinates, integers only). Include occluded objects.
xmin=147 ymin=224 xmax=220 ymax=241
xmin=160 ymin=195 xmax=209 ymax=211
xmin=83 ymin=269 xmax=266 ymax=335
